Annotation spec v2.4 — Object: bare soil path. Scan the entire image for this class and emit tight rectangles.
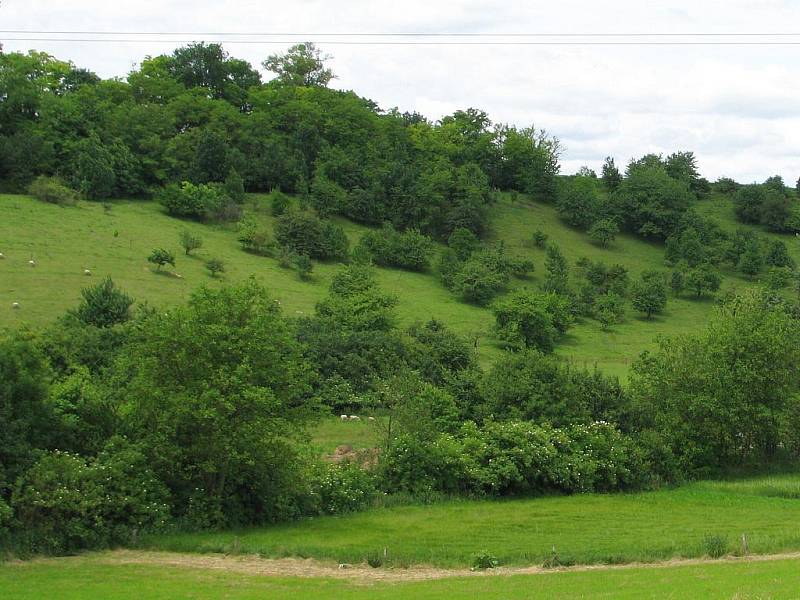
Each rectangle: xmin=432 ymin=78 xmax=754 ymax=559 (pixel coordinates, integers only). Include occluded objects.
xmin=9 ymin=549 xmax=800 ymax=583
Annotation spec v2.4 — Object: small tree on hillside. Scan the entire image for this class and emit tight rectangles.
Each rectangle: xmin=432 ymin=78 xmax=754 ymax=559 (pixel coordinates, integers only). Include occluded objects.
xmin=630 ymin=271 xmax=667 ymax=318
xmin=179 ymin=230 xmax=203 ymax=256
xmin=738 ymin=242 xmax=764 ymax=278
xmin=685 ymin=264 xmax=722 ymax=298
xmin=74 ymin=277 xmax=134 ymax=328
xmin=542 ymin=244 xmax=570 ymax=295
xmin=588 ymin=219 xmax=619 ymax=247
xmin=205 ymin=258 xmax=225 ymax=278
xmin=148 ymin=248 xmax=175 ymax=272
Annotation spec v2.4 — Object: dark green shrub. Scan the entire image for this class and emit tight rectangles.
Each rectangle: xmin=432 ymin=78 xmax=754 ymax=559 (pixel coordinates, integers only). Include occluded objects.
xmin=472 ymin=551 xmax=499 ymax=570
xmin=147 ymin=248 xmax=175 ymax=271
xmin=10 ymin=441 xmax=170 ymax=554
xmin=275 ymin=209 xmax=349 ymax=261
xmin=27 ymin=176 xmax=78 ymax=206
xmin=205 ymin=258 xmax=225 ymax=278
xmin=270 ymin=188 xmax=291 ymax=216
xmin=74 ymin=277 xmax=133 ymax=328
xmin=295 ymin=254 xmax=313 ymax=280
xmin=355 ymin=224 xmax=435 ymax=272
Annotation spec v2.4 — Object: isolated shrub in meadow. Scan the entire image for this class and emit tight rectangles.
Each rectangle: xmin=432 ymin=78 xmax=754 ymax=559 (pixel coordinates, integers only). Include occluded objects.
xmin=147 ymin=248 xmax=175 ymax=271
xmin=27 ymin=175 xmax=78 ymax=205
xmin=205 ymin=258 xmax=225 ymax=278
xmin=179 ymin=230 xmax=203 ymax=255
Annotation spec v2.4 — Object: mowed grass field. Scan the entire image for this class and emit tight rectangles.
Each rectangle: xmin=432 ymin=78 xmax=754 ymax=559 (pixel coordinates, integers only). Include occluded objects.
xmin=143 ymin=474 xmax=800 ymax=568
xmin=2 ymin=192 xmax=796 ymax=375
xmin=4 ymin=552 xmax=800 ymax=599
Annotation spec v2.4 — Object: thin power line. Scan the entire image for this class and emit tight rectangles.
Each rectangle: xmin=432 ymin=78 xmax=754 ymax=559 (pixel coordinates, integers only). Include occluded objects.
xmin=3 ymin=38 xmax=800 ymax=45
xmin=3 ymin=30 xmax=800 ymax=36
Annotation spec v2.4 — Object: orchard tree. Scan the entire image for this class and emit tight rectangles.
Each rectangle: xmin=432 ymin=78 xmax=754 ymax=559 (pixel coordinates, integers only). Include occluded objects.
xmin=179 ymin=230 xmax=203 ymax=255
xmin=630 ymin=270 xmax=667 ymax=318
xmin=148 ymin=248 xmax=175 ymax=271
xmin=685 ymin=264 xmax=722 ymax=297
xmin=205 ymin=258 xmax=225 ymax=278
xmin=263 ymin=43 xmax=334 ymax=87
xmin=588 ymin=219 xmax=619 ymax=247
xmin=738 ymin=241 xmax=764 ymax=278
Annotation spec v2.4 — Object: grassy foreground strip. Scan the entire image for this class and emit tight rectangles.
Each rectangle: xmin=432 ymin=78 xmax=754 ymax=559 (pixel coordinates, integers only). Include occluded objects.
xmin=143 ymin=475 xmax=800 ymax=567
xmin=3 ymin=552 xmax=800 ymax=599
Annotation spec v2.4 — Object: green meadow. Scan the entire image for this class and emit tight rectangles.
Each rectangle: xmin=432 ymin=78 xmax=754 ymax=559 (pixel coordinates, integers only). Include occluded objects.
xmin=3 ymin=552 xmax=800 ymax=599
xmin=2 ymin=191 xmax=791 ymax=377
xmin=143 ymin=473 xmax=800 ymax=568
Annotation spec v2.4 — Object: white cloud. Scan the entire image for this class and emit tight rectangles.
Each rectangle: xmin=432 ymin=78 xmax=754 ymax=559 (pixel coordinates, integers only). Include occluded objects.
xmin=2 ymin=0 xmax=800 ymax=183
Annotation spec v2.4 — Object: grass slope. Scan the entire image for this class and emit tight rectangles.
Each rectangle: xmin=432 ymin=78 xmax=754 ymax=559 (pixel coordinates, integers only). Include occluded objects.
xmin=143 ymin=474 xmax=800 ymax=568
xmin=2 ymin=191 xmax=794 ymax=375
xmin=4 ymin=553 xmax=800 ymax=599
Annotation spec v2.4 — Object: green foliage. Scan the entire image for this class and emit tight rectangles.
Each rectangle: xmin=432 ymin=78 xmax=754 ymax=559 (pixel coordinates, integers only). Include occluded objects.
xmin=147 ymin=248 xmax=175 ymax=271
xmin=67 ymin=135 xmax=116 ymax=200
xmin=685 ymin=264 xmax=722 ymax=297
xmin=448 ymin=227 xmax=480 ymax=261
xmin=74 ymin=277 xmax=133 ymax=328
xmin=542 ymin=244 xmax=570 ymax=295
xmin=356 ymin=224 xmax=435 ymax=271
xmin=493 ymin=290 xmax=572 ymax=352
xmin=179 ymin=229 xmax=203 ymax=255
xmin=10 ymin=442 xmax=170 ymax=553
xmin=612 ymin=163 xmax=694 ymax=239
xmin=275 ymin=209 xmax=349 ymax=261
xmin=588 ymin=219 xmax=619 ymax=247
xmin=594 ymin=292 xmax=625 ymax=329
xmin=309 ymin=462 xmax=378 ymax=515
xmin=453 ymin=255 xmax=509 ymax=305
xmin=237 ymin=217 xmax=275 ymax=256
xmin=294 ymin=253 xmax=313 ymax=280
xmin=263 ymin=42 xmax=334 ymax=87
xmin=27 ymin=176 xmax=78 ymax=205
xmin=631 ymin=289 xmax=800 ymax=473
xmin=630 ymin=271 xmax=667 ymax=318
xmin=223 ymin=169 xmax=245 ymax=203
xmin=158 ymin=182 xmax=231 ymax=221
xmin=601 ymin=156 xmax=622 ymax=191
xmin=531 ymin=229 xmax=549 ymax=248
xmin=205 ymin=257 xmax=225 ymax=278
xmin=118 ymin=281 xmax=318 ymax=526
xmin=270 ymin=188 xmax=291 ymax=216
xmin=0 ymin=337 xmax=55 ymax=486
xmin=556 ymin=176 xmax=601 ymax=229
xmin=472 ymin=551 xmax=499 ymax=570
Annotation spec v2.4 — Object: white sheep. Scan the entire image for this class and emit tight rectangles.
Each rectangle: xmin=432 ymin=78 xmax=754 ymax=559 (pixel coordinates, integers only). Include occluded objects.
xmin=340 ymin=414 xmax=348 ymax=421
xmin=349 ymin=415 xmax=360 ymax=421
xmin=0 ymin=252 xmax=5 ymax=259
xmin=12 ymin=302 xmax=20 ymax=309
xmin=28 ymin=259 xmax=36 ymax=267
xmin=367 ymin=416 xmax=376 ymax=422
xmin=84 ymin=269 xmax=91 ymax=276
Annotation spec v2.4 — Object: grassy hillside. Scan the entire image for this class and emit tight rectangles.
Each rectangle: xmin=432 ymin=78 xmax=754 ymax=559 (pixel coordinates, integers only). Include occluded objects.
xmin=4 ymin=552 xmax=800 ymax=599
xmin=1 ymin=191 xmax=791 ymax=376
xmin=145 ymin=474 xmax=800 ymax=568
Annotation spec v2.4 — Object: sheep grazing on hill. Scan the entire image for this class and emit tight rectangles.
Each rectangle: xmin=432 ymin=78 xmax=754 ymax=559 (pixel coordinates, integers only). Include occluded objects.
xmin=12 ymin=302 xmax=20 ymax=309
xmin=349 ymin=415 xmax=361 ymax=421
xmin=84 ymin=269 xmax=91 ymax=276
xmin=367 ymin=416 xmax=376 ymax=422
xmin=0 ymin=252 xmax=5 ymax=259
xmin=340 ymin=414 xmax=348 ymax=421
xmin=28 ymin=259 xmax=36 ymax=267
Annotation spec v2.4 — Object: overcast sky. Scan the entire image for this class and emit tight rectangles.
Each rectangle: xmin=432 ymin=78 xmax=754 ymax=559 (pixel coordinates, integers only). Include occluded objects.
xmin=3 ymin=0 xmax=800 ymax=183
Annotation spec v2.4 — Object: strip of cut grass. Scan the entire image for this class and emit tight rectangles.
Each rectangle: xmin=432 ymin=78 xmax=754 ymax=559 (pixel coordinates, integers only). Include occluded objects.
xmin=142 ymin=474 xmax=800 ymax=568
xmin=4 ymin=553 xmax=800 ymax=599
